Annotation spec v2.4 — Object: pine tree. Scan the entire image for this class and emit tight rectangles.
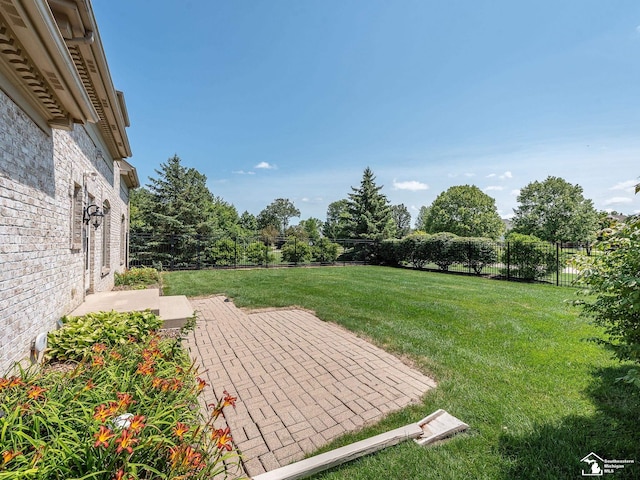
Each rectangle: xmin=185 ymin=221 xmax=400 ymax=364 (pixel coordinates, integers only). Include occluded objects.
xmin=346 ymin=167 xmax=395 ymax=240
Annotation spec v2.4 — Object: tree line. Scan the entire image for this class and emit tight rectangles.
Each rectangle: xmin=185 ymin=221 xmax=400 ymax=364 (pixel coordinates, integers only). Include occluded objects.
xmin=131 ymin=155 xmax=624 ymax=249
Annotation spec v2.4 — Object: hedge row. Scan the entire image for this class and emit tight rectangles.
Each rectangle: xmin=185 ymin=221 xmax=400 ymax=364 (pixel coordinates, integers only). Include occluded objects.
xmin=373 ymin=232 xmax=559 ymax=281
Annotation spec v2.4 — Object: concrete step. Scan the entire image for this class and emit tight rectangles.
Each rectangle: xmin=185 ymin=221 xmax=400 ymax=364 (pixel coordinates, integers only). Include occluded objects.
xmin=157 ymin=295 xmax=194 ymax=329
xmin=68 ymin=288 xmax=194 ymax=330
xmin=69 ymin=289 xmax=161 ymax=317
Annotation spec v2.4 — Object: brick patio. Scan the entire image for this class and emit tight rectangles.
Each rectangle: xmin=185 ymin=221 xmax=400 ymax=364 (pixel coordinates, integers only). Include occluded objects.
xmin=186 ymin=296 xmax=436 ymax=477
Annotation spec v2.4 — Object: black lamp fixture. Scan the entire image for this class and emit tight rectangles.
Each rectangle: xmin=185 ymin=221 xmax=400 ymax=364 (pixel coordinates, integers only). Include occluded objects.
xmin=83 ymin=204 xmax=104 ymax=228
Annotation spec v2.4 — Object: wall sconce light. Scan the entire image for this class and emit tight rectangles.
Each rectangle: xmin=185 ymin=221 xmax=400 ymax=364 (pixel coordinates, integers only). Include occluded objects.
xmin=83 ymin=204 xmax=104 ymax=228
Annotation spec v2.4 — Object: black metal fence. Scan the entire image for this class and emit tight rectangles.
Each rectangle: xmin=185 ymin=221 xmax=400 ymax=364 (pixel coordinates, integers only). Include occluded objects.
xmin=129 ymin=233 xmax=373 ymax=270
xmin=128 ymin=233 xmax=592 ymax=287
xmin=381 ymin=240 xmax=592 ymax=287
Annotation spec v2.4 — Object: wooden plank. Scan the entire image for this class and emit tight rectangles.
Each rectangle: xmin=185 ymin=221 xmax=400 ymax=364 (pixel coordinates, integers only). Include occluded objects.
xmin=253 ymin=423 xmax=423 ymax=480
xmin=414 ymin=409 xmax=469 ymax=446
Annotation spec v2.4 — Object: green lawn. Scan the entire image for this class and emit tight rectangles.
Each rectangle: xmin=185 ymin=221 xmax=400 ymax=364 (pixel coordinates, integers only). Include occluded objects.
xmin=163 ymin=266 xmax=639 ymax=479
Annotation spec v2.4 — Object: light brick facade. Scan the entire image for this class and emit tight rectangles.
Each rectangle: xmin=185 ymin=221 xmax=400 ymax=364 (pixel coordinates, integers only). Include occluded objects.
xmin=0 ymin=86 xmax=132 ymax=372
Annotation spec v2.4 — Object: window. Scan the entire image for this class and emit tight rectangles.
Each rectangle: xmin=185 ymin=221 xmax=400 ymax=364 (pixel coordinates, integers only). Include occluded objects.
xmin=101 ymin=200 xmax=111 ymax=274
xmin=71 ymin=183 xmax=82 ymax=249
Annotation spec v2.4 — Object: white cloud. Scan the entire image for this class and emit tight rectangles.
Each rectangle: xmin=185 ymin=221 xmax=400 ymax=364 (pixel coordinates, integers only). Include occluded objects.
xmin=510 ymin=189 xmax=520 ymax=196
xmin=392 ymin=179 xmax=429 ymax=191
xmin=410 ymin=205 xmax=419 ymax=211
xmin=301 ymin=197 xmax=310 ymax=202
xmin=500 ymin=171 xmax=513 ymax=179
xmin=485 ymin=186 xmax=504 ymax=191
xmin=604 ymin=196 xmax=633 ymax=206
xmin=464 ymin=172 xmax=475 ymax=177
xmin=486 ymin=173 xmax=496 ymax=178
xmin=232 ymin=170 xmax=255 ymax=175
xmin=255 ymin=161 xmax=276 ymax=169
xmin=610 ymin=179 xmax=637 ymax=191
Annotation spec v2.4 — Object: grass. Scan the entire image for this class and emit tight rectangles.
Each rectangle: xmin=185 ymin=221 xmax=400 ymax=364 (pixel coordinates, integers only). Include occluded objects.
xmin=163 ymin=266 xmax=639 ymax=479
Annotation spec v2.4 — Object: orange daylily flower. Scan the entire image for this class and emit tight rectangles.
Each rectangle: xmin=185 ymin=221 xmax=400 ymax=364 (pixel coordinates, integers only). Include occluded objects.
xmin=173 ymin=422 xmax=190 ymax=439
xmin=136 ymin=361 xmax=154 ymax=376
xmin=196 ymin=377 xmax=207 ymax=393
xmin=2 ymin=449 xmax=22 ymax=465
xmin=128 ymin=415 xmax=146 ymax=433
xmin=115 ymin=429 xmax=139 ymax=455
xmin=169 ymin=445 xmax=205 ymax=471
xmin=222 ymin=390 xmax=237 ymax=408
xmin=92 ymin=343 xmax=107 ymax=353
xmin=93 ymin=425 xmax=115 ymax=448
xmin=8 ymin=376 xmax=25 ymax=388
xmin=93 ymin=404 xmax=111 ymax=423
xmin=212 ymin=427 xmax=233 ymax=451
xmin=116 ymin=392 xmax=135 ymax=410
xmin=27 ymin=385 xmax=46 ymax=400
xmin=91 ymin=355 xmax=105 ymax=368
xmin=110 ymin=351 xmax=123 ymax=360
xmin=112 ymin=468 xmax=132 ymax=480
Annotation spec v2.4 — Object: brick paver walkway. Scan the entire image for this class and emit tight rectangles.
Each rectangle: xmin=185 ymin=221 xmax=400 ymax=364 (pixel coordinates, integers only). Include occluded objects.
xmin=186 ymin=296 xmax=436 ymax=477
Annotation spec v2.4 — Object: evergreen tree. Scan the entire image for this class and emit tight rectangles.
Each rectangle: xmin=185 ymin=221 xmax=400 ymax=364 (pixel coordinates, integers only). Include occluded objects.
xmin=346 ymin=167 xmax=395 ymax=240
xmin=147 ymin=155 xmax=215 ymax=237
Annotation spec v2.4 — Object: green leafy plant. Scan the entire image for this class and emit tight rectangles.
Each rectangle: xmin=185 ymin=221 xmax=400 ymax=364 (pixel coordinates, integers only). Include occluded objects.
xmin=573 ymin=216 xmax=640 ymax=387
xmin=281 ymin=237 xmax=312 ymax=263
xmin=115 ymin=268 xmax=160 ymax=289
xmin=47 ymin=311 xmax=163 ymax=362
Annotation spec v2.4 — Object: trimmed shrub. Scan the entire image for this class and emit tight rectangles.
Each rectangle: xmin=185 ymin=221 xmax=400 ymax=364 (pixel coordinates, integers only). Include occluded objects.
xmin=454 ymin=237 xmax=498 ymax=274
xmin=312 ymin=238 xmax=341 ymax=263
xmin=281 ymin=237 xmax=312 ymax=263
xmin=244 ymin=242 xmax=274 ymax=265
xmin=401 ymin=233 xmax=431 ymax=269
xmin=375 ymin=239 xmax=404 ymax=266
xmin=502 ymin=233 xmax=557 ymax=281
xmin=424 ymin=232 xmax=459 ymax=271
xmin=207 ymin=239 xmax=236 ymax=266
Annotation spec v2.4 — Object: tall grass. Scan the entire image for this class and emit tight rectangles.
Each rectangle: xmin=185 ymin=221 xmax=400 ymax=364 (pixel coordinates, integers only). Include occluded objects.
xmin=164 ymin=266 xmax=639 ymax=479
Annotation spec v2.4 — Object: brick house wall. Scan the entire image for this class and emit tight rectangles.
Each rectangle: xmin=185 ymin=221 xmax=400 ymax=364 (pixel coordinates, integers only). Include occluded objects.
xmin=0 ymin=87 xmax=130 ymax=373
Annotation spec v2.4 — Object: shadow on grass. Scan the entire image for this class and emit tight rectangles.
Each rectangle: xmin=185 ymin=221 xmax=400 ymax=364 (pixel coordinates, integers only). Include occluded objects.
xmin=498 ymin=366 xmax=640 ymax=479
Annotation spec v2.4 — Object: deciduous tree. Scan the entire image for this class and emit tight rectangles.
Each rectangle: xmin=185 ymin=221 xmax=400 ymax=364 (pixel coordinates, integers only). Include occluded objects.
xmin=324 ymin=199 xmax=351 ymax=239
xmin=421 ymin=185 xmax=504 ymax=240
xmin=257 ymin=198 xmax=300 ymax=234
xmin=512 ymin=176 xmax=598 ymax=243
xmin=390 ymin=204 xmax=411 ymax=238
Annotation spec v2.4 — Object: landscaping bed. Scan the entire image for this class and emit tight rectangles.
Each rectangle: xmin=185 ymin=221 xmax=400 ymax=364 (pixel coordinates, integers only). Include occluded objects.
xmin=0 ymin=310 xmax=242 ymax=479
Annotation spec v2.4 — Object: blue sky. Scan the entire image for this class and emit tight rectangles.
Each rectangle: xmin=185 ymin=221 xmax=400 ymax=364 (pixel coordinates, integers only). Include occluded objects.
xmin=93 ymin=0 xmax=640 ymax=224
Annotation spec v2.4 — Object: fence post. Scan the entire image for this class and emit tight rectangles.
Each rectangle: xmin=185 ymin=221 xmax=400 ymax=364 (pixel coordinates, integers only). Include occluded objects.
xmin=234 ymin=238 xmax=238 ymax=269
xmin=170 ymin=236 xmax=175 ymax=271
xmin=556 ymin=242 xmax=560 ymax=286
xmin=294 ymin=237 xmax=298 ymax=266
xmin=506 ymin=242 xmax=510 ymax=280
xmin=196 ymin=235 xmax=201 ymax=270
